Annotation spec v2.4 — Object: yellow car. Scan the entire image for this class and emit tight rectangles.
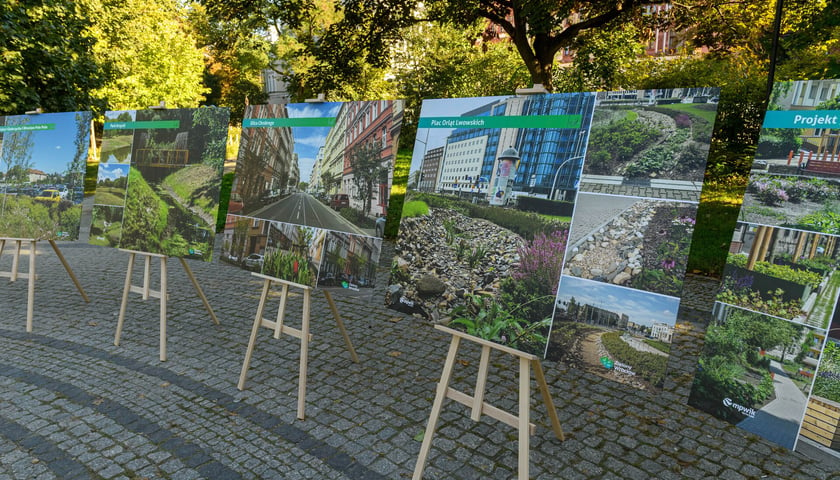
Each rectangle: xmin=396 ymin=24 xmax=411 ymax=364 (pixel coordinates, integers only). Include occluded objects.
xmin=34 ymin=189 xmax=61 ymax=203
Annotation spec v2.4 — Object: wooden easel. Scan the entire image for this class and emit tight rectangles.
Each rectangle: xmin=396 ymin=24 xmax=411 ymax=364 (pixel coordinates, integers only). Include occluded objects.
xmin=413 ymin=325 xmax=564 ymax=480
xmin=0 ymin=238 xmax=89 ymax=332
xmin=113 ymin=249 xmax=219 ymax=361
xmin=238 ymin=272 xmax=360 ymax=420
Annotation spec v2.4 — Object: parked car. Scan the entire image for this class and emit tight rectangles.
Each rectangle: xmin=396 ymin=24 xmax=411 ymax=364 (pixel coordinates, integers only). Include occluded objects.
xmin=34 ymin=189 xmax=61 ymax=203
xmin=244 ymin=253 xmax=264 ymax=271
xmin=319 ymin=272 xmax=337 ymax=286
xmin=330 ymin=193 xmax=349 ymax=210
xmin=228 ymin=193 xmax=244 ymax=215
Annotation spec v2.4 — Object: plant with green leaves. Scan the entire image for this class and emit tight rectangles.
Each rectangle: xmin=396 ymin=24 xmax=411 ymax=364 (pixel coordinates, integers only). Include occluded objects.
xmin=449 ymin=294 xmax=551 ymax=353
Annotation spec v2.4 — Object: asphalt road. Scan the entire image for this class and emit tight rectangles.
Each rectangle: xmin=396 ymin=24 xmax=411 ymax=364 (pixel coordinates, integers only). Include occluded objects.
xmin=249 ymin=192 xmax=367 ymax=235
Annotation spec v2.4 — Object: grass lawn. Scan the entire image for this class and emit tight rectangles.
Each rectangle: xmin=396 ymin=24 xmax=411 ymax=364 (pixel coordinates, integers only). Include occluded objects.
xmin=93 ymin=187 xmax=125 ymax=206
xmin=656 ymin=103 xmax=720 ymax=124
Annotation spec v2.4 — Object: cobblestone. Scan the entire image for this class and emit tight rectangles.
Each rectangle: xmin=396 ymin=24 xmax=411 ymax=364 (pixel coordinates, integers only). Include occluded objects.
xmin=0 ymin=239 xmax=837 ymax=479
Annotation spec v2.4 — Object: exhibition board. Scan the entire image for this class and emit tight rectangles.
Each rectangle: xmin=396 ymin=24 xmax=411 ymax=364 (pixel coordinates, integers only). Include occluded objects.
xmin=222 ymin=101 xmax=404 ymax=300
xmin=688 ymin=79 xmax=840 ymax=464
xmin=0 ymin=111 xmax=93 ymax=330
xmin=390 ymin=88 xmax=719 ymax=392
xmin=90 ymin=107 xmax=230 ymax=261
xmin=0 ymin=111 xmax=92 ymax=241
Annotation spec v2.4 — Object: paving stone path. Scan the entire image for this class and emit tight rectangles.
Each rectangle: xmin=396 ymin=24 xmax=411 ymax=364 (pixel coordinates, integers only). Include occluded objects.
xmin=0 ymin=240 xmax=838 ymax=479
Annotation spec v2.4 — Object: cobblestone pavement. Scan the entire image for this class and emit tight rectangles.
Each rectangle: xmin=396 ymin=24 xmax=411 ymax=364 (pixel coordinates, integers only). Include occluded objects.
xmin=1 ymin=240 xmax=840 ymax=479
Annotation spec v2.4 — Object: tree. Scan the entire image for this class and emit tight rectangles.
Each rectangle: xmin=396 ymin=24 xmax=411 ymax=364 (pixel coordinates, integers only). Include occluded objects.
xmin=321 ymin=171 xmax=340 ymax=195
xmin=88 ymin=0 xmax=209 ymax=110
xmin=200 ymin=0 xmax=649 ymax=94
xmin=323 ymin=0 xmax=652 ymax=92
xmin=188 ymin=3 xmax=271 ymax=123
xmin=66 ymin=112 xmax=93 ymax=194
xmin=349 ymin=142 xmax=388 ymax=216
xmin=0 ymin=0 xmax=106 ymax=115
xmin=2 ymin=117 xmax=35 ymax=186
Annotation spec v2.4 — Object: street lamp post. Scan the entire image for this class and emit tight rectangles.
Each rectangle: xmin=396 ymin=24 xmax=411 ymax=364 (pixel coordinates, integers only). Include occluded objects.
xmin=549 ymin=155 xmax=585 ymax=201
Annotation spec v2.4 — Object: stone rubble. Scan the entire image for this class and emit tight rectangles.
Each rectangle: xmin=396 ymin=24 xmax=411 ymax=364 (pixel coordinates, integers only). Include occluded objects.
xmin=565 ymin=200 xmax=662 ymax=286
xmin=387 ymin=208 xmax=524 ymax=321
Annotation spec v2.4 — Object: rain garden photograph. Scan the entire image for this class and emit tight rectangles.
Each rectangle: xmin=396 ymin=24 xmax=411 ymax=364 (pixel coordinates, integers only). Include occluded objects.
xmin=90 ymin=107 xmax=229 ymax=261
xmin=579 ymin=88 xmax=718 ymax=202
xmin=546 ymin=275 xmax=679 ymax=391
xmin=565 ymin=193 xmax=697 ymax=297
xmin=688 ymin=304 xmax=825 ymax=450
xmin=741 ymin=172 xmax=840 ymax=234
xmin=717 ymin=222 xmax=840 ymax=329
xmin=0 ymin=111 xmax=91 ymax=241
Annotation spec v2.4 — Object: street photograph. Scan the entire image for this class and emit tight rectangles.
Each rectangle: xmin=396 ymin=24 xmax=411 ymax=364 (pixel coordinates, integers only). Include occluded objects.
xmin=222 ymin=101 xmax=400 ymax=296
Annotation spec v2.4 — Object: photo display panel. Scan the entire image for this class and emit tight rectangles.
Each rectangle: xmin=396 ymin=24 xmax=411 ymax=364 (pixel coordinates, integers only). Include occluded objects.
xmin=221 ymin=101 xmax=404 ymax=298
xmin=389 ymin=89 xmax=719 ymax=388
xmin=90 ymin=107 xmax=230 ymax=260
xmin=0 ymin=111 xmax=92 ymax=240
xmin=688 ymin=79 xmax=840 ymax=461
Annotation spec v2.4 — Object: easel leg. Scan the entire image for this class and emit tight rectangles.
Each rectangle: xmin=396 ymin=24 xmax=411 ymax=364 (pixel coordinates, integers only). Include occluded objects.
xmin=297 ymin=288 xmax=311 ymax=420
xmin=518 ymin=357 xmax=530 ymax=480
xmin=532 ymin=359 xmax=564 ymax=441
xmin=274 ymin=283 xmax=288 ymax=339
xmin=413 ymin=334 xmax=461 ymax=480
xmin=142 ymin=255 xmax=151 ymax=300
xmin=471 ymin=345 xmax=491 ymax=421
xmin=238 ymin=278 xmax=272 ymax=390
xmin=11 ymin=240 xmax=21 ymax=282
xmin=115 ymin=252 xmax=136 ymax=346
xmin=323 ymin=290 xmax=359 ymax=362
xmin=179 ymin=258 xmax=219 ymax=325
xmin=48 ymin=240 xmax=89 ymax=302
xmin=25 ymin=240 xmax=36 ymax=333
xmin=159 ymin=257 xmax=168 ymax=361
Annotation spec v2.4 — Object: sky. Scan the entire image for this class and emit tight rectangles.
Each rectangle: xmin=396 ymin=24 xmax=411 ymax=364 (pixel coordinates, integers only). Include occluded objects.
xmin=409 ymin=96 xmax=508 ymax=174
xmin=1 ymin=111 xmax=90 ymax=176
xmin=286 ymin=102 xmax=342 ymax=184
xmin=97 ymin=163 xmax=129 ymax=181
xmin=554 ymin=275 xmax=680 ymax=328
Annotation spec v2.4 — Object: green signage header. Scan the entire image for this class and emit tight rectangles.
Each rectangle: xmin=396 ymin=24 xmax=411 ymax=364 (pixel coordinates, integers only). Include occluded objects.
xmin=0 ymin=124 xmax=56 ymax=132
xmin=418 ymin=115 xmax=582 ymax=129
xmin=103 ymin=120 xmax=180 ymax=130
xmin=243 ymin=117 xmax=337 ymax=128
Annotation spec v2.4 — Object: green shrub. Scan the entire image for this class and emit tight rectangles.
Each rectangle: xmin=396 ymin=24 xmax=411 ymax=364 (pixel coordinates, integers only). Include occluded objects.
xmin=600 ymin=331 xmax=668 ymax=387
xmin=402 ymin=200 xmax=429 ymax=217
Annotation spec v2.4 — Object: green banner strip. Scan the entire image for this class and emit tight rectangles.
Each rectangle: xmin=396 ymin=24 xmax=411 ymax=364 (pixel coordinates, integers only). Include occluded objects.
xmin=243 ymin=117 xmax=337 ymax=128
xmin=0 ymin=124 xmax=56 ymax=132
xmin=418 ymin=115 xmax=582 ymax=129
xmin=104 ymin=120 xmax=180 ymax=130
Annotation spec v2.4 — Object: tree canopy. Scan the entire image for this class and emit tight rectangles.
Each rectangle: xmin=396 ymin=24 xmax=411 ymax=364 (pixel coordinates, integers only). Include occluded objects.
xmin=0 ymin=0 xmax=106 ymax=115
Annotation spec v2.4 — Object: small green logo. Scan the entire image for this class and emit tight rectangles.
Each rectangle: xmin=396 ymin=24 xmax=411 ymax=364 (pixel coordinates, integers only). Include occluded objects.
xmin=600 ymin=357 xmax=614 ymax=369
